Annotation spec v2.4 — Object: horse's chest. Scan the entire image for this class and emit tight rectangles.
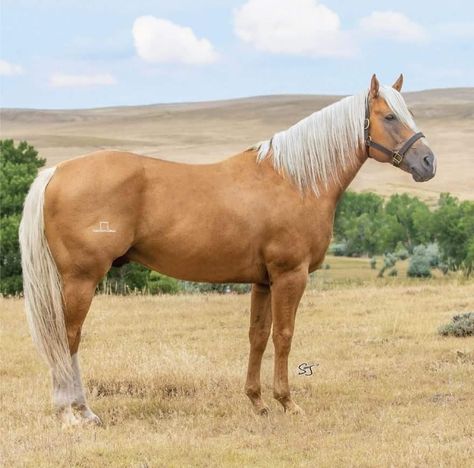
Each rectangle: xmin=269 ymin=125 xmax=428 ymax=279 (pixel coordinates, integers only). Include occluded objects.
xmin=307 ymin=222 xmax=333 ymax=272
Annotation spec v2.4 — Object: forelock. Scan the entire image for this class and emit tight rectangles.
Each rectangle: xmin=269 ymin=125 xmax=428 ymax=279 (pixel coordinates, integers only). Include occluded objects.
xmin=379 ymin=85 xmax=418 ymax=131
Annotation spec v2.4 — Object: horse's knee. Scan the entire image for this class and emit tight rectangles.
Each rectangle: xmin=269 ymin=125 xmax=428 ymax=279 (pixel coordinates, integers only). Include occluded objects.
xmin=272 ymin=328 xmax=293 ymax=353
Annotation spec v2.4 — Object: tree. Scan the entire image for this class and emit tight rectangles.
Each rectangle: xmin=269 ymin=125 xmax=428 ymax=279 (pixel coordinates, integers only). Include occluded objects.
xmin=334 ymin=192 xmax=385 ymax=256
xmin=334 ymin=192 xmax=384 ymax=239
xmin=432 ymin=194 xmax=474 ymax=275
xmin=383 ymin=193 xmax=433 ymax=251
xmin=343 ymin=212 xmax=384 ymax=256
xmin=0 ymin=140 xmax=45 ymax=295
xmin=147 ymin=271 xmax=181 ymax=294
xmin=100 ymin=263 xmax=151 ymax=294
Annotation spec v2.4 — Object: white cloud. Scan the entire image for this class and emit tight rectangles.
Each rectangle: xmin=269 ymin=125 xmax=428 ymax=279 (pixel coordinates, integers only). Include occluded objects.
xmin=132 ymin=16 xmax=218 ymax=65
xmin=49 ymin=73 xmax=117 ymax=88
xmin=233 ymin=0 xmax=356 ymax=58
xmin=0 ymin=59 xmax=24 ymax=76
xmin=359 ymin=11 xmax=428 ymax=44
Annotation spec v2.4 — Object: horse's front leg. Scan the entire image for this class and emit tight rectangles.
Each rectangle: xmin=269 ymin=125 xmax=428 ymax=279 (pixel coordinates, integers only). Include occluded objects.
xmin=245 ymin=283 xmax=272 ymax=415
xmin=270 ymin=267 xmax=307 ymax=414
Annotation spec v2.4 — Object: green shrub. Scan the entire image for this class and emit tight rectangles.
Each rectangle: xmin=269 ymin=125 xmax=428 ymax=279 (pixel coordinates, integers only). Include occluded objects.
xmin=370 ymin=257 xmax=377 ymax=269
xmin=329 ymin=242 xmax=347 ymax=257
xmin=438 ymin=312 xmax=474 ymax=337
xmin=395 ymin=242 xmax=409 ymax=260
xmin=425 ymin=242 xmax=440 ymax=267
xmin=438 ymin=263 xmax=449 ymax=275
xmin=388 ymin=268 xmax=398 ymax=277
xmin=407 ymin=245 xmax=432 ymax=278
xmin=181 ymin=282 xmax=250 ymax=294
xmin=378 ymin=252 xmax=397 ymax=277
xmin=148 ymin=271 xmax=181 ymax=295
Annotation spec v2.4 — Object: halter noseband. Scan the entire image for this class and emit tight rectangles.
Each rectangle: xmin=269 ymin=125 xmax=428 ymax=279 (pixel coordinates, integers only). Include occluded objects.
xmin=364 ymin=96 xmax=424 ymax=167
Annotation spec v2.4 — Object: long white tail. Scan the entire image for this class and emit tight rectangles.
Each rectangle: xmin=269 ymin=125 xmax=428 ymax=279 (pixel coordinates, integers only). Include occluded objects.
xmin=19 ymin=167 xmax=73 ymax=384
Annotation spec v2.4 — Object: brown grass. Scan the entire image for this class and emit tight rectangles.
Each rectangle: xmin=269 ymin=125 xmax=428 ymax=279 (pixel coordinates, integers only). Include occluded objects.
xmin=1 ymin=277 xmax=473 ymax=467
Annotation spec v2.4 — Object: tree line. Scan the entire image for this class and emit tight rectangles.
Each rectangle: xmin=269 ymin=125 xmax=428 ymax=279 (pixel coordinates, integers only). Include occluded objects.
xmin=1 ymin=140 xmax=473 ymax=296
xmin=333 ymin=191 xmax=474 ymax=276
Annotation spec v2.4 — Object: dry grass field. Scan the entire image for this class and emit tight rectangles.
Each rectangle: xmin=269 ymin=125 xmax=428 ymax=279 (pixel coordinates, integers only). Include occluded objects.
xmin=1 ymin=273 xmax=473 ymax=467
xmin=1 ymin=88 xmax=473 ymax=201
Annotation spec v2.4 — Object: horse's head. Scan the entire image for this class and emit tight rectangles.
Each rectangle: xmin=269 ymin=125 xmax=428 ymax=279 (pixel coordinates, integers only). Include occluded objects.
xmin=365 ymin=74 xmax=436 ymax=182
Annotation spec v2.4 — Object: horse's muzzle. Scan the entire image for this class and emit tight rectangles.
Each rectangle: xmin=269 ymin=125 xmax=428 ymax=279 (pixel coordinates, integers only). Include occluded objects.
xmin=410 ymin=152 xmax=436 ymax=182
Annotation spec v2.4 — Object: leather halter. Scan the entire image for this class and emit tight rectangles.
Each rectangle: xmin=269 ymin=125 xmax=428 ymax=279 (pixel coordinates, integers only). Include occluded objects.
xmin=364 ymin=96 xmax=425 ymax=167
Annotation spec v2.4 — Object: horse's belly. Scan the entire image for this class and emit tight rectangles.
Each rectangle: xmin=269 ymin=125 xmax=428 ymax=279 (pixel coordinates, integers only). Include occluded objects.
xmin=128 ymin=236 xmax=266 ymax=284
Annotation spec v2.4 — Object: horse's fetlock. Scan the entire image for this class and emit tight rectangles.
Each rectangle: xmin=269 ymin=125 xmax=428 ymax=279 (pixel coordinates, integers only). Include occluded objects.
xmin=245 ymin=386 xmax=261 ymax=399
xmin=273 ymin=389 xmax=290 ymax=404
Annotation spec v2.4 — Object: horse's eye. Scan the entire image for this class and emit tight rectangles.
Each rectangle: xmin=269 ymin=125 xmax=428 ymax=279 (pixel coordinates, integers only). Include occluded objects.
xmin=385 ymin=114 xmax=396 ymax=121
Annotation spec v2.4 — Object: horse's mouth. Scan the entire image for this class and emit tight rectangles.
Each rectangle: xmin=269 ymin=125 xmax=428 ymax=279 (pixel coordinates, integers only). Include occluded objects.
xmin=411 ymin=169 xmax=435 ymax=183
xmin=412 ymin=172 xmax=424 ymax=182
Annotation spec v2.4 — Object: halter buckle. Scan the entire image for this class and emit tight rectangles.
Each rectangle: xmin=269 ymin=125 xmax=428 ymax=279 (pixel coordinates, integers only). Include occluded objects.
xmin=392 ymin=152 xmax=403 ymax=167
xmin=364 ymin=118 xmax=370 ymax=130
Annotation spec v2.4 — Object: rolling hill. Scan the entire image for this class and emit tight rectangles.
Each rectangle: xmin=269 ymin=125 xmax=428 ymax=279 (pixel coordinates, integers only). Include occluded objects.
xmin=1 ymin=88 xmax=473 ymax=201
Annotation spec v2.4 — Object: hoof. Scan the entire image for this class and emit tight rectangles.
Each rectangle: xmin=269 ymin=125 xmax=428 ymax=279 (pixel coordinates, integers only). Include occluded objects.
xmin=285 ymin=402 xmax=305 ymax=416
xmin=255 ymin=404 xmax=270 ymax=416
xmin=80 ymin=412 xmax=102 ymax=426
xmin=59 ymin=408 xmax=81 ymax=428
xmin=78 ymin=407 xmax=103 ymax=426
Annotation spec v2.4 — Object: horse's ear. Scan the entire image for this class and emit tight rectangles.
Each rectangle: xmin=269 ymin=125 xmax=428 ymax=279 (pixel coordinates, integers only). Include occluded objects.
xmin=369 ymin=74 xmax=379 ymax=98
xmin=392 ymin=73 xmax=403 ymax=92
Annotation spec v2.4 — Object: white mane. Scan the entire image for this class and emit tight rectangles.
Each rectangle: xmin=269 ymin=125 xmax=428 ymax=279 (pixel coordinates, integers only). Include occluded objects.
xmin=256 ymin=85 xmax=417 ymax=195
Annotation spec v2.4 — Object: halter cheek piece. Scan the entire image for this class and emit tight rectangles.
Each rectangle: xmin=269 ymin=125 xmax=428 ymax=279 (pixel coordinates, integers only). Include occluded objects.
xmin=364 ymin=96 xmax=425 ymax=167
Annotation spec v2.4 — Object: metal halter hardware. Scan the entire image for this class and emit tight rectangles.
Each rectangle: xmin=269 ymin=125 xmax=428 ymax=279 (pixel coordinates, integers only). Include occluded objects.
xmin=364 ymin=96 xmax=425 ymax=167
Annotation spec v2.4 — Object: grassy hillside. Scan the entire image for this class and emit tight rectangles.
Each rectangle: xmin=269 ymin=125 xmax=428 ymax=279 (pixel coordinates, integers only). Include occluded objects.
xmin=1 ymin=278 xmax=473 ymax=466
xmin=1 ymin=88 xmax=473 ymax=201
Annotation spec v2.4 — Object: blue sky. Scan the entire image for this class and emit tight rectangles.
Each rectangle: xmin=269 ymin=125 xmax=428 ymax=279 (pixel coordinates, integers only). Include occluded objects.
xmin=1 ymin=0 xmax=473 ymax=109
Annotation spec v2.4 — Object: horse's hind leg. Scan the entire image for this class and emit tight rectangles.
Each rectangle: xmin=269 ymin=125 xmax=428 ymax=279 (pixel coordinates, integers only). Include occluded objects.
xmin=245 ymin=283 xmax=272 ymax=415
xmin=54 ymin=275 xmax=100 ymax=426
xmin=70 ymin=334 xmax=101 ymax=424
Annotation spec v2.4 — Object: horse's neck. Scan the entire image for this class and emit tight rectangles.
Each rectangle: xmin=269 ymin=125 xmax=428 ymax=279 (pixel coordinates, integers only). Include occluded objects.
xmin=242 ymin=146 xmax=367 ymax=205
xmin=302 ymin=146 xmax=367 ymax=207
xmin=329 ymin=147 xmax=367 ymax=201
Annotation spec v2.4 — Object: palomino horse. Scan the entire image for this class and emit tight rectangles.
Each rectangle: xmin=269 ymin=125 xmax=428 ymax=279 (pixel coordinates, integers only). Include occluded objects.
xmin=20 ymin=75 xmax=436 ymax=426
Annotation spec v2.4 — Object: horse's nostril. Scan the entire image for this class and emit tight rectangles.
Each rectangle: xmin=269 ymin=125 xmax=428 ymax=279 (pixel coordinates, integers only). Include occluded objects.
xmin=423 ymin=154 xmax=433 ymax=167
